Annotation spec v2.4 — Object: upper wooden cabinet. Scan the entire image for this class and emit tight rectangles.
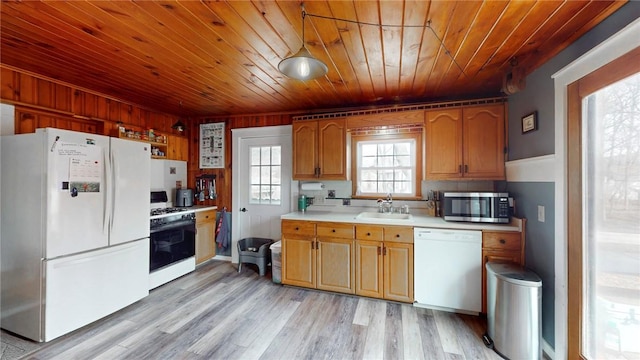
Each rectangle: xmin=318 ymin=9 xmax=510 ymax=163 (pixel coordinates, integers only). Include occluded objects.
xmin=425 ymin=104 xmax=506 ymax=180
xmin=292 ymin=119 xmax=347 ymax=180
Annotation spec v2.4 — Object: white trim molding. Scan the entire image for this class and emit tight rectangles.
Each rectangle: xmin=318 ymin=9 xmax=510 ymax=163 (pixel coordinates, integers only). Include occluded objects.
xmin=551 ymin=17 xmax=640 ymax=360
xmin=505 ymin=154 xmax=555 ymax=182
xmin=543 ymin=338 xmax=556 ymax=359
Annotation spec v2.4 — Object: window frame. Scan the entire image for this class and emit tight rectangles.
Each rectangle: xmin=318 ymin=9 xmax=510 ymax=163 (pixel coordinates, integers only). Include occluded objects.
xmin=350 ymin=131 xmax=423 ymax=199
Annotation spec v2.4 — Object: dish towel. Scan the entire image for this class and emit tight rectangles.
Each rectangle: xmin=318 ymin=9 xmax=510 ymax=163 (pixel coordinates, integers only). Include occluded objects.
xmin=215 ymin=208 xmax=230 ymax=250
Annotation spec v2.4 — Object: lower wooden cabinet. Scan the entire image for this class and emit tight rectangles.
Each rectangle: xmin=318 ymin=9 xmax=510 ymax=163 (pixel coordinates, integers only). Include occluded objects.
xmin=355 ymin=225 xmax=414 ymax=303
xmin=317 ymin=237 xmax=355 ymax=294
xmin=282 ymin=220 xmax=316 ymax=288
xmin=481 ymin=218 xmax=526 ymax=313
xmin=282 ymin=220 xmax=413 ymax=302
xmin=195 ymin=209 xmax=217 ymax=265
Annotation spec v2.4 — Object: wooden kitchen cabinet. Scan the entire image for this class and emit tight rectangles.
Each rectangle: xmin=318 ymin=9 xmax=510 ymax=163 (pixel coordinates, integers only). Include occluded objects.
xmin=481 ymin=218 xmax=526 ymax=313
xmin=425 ymin=104 xmax=505 ymax=180
xmin=167 ymin=135 xmax=189 ymax=161
xmin=316 ymin=223 xmax=355 ymax=294
xmin=355 ymin=225 xmax=414 ymax=303
xmin=195 ymin=209 xmax=217 ymax=265
xmin=292 ymin=119 xmax=347 ymax=180
xmin=383 ymin=226 xmax=414 ymax=303
xmin=281 ymin=220 xmax=317 ymax=288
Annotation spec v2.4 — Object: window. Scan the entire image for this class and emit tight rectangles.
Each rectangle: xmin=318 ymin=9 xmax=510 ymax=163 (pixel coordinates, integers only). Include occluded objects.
xmin=352 ymin=132 xmax=422 ymax=198
xmin=249 ymin=146 xmax=281 ymax=204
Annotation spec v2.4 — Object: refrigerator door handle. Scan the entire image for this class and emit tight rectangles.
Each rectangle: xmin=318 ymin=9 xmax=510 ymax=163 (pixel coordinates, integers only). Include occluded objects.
xmin=109 ymin=149 xmax=116 ymax=232
xmin=104 ymin=147 xmax=113 ymax=234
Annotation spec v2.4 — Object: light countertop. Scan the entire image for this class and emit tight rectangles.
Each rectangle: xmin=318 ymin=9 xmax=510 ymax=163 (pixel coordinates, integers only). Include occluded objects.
xmin=281 ymin=209 xmax=521 ymax=232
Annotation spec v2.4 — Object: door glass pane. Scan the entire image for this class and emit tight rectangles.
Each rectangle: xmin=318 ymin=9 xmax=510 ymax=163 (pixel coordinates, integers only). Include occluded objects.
xmin=583 ymin=72 xmax=640 ymax=359
xmin=248 ymin=145 xmax=281 ymax=205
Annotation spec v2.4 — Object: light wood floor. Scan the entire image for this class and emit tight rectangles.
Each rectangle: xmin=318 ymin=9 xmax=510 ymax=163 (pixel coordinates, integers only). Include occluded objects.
xmin=3 ymin=260 xmax=501 ymax=360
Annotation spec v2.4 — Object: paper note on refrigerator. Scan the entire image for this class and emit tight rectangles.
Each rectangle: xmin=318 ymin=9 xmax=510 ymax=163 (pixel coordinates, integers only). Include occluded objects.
xmin=67 ymin=143 xmax=102 ymax=193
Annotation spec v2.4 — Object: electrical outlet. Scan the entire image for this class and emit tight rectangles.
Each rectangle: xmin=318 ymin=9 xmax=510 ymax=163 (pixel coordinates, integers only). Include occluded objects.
xmin=538 ymin=205 xmax=545 ymax=222
xmin=342 ymin=199 xmax=351 ymax=206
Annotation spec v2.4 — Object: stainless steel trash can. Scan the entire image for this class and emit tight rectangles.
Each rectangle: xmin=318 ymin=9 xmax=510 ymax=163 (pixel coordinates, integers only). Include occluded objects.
xmin=271 ymin=241 xmax=282 ymax=284
xmin=486 ymin=262 xmax=542 ymax=360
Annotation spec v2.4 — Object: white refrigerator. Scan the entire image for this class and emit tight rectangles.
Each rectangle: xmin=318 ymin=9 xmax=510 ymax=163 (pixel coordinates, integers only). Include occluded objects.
xmin=1 ymin=128 xmax=150 ymax=342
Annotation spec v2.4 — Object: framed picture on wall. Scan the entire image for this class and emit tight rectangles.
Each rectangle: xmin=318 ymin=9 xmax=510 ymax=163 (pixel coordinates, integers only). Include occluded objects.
xmin=521 ymin=112 xmax=538 ymax=133
xmin=199 ymin=122 xmax=225 ymax=169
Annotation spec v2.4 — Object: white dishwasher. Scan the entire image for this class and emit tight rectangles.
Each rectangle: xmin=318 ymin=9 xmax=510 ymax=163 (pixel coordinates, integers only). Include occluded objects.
xmin=414 ymin=227 xmax=482 ymax=314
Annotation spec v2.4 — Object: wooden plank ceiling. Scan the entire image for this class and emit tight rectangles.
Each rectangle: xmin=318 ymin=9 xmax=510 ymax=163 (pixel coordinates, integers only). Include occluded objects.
xmin=0 ymin=0 xmax=626 ymax=118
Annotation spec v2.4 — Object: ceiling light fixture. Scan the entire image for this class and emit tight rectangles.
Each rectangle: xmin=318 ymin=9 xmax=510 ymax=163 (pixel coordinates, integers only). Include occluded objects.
xmin=278 ymin=4 xmax=328 ymax=81
xmin=172 ymin=101 xmax=186 ymax=132
xmin=171 ymin=120 xmax=186 ymax=132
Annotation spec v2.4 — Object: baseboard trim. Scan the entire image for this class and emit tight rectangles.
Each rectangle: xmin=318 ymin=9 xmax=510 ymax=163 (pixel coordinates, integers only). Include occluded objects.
xmin=542 ymin=338 xmax=555 ymax=359
xmin=505 ymin=154 xmax=555 ymax=182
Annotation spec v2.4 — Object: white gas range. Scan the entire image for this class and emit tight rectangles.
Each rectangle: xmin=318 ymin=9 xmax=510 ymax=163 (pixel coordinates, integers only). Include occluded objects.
xmin=149 ymin=191 xmax=196 ymax=290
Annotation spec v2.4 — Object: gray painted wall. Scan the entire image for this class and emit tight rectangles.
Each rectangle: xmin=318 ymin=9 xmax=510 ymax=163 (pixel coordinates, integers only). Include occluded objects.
xmin=507 ymin=182 xmax=555 ymax=345
xmin=505 ymin=1 xmax=640 ymax=350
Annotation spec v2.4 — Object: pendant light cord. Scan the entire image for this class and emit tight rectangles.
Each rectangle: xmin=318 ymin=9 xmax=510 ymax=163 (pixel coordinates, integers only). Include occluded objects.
xmin=303 ymin=12 xmax=467 ymax=78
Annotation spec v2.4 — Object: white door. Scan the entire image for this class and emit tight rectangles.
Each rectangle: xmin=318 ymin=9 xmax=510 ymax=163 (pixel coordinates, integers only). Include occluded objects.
xmin=109 ymin=137 xmax=151 ymax=245
xmin=44 ymin=128 xmax=110 ymax=258
xmin=232 ymin=126 xmax=291 ymax=263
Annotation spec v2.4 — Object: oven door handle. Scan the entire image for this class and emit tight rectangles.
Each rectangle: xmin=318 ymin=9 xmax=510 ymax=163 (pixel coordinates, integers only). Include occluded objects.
xmin=150 ymin=220 xmax=196 ymax=234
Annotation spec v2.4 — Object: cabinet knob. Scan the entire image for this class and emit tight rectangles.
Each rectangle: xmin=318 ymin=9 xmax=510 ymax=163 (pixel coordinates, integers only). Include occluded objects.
xmin=332 ymin=229 xmax=336 ymax=233
xmin=367 ymin=232 xmax=371 ymax=236
xmin=396 ymin=234 xmax=400 ymax=238
xmin=295 ymin=227 xmax=299 ymax=231
xmin=500 ymin=239 xmax=506 ymax=244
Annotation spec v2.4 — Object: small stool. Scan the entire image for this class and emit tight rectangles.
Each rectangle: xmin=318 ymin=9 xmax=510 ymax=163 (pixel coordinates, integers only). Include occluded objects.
xmin=237 ymin=237 xmax=274 ymax=276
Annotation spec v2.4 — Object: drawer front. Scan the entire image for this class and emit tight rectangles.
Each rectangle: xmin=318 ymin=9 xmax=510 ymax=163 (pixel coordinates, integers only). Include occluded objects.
xmin=482 ymin=231 xmax=521 ymax=251
xmin=355 ymin=225 xmax=384 ymax=241
xmin=196 ymin=209 xmax=217 ymax=223
xmin=282 ymin=220 xmax=316 ymax=236
xmin=383 ymin=226 xmax=413 ymax=243
xmin=317 ymin=222 xmax=354 ymax=239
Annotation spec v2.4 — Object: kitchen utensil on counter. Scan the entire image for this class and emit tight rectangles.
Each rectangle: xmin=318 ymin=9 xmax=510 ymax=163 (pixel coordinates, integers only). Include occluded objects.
xmin=176 ymin=189 xmax=194 ymax=207
xmin=298 ymin=195 xmax=307 ymax=212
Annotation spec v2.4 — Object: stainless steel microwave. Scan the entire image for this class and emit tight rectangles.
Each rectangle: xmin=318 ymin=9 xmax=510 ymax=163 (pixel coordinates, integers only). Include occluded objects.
xmin=442 ymin=192 xmax=510 ymax=223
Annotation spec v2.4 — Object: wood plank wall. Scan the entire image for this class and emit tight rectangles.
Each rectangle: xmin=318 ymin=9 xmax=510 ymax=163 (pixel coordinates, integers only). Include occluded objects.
xmin=1 ymin=64 xmax=294 ymax=211
xmin=189 ymin=114 xmax=294 ymax=211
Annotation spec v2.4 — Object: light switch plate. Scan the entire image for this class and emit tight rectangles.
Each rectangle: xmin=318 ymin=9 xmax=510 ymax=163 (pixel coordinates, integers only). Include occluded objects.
xmin=538 ymin=205 xmax=545 ymax=222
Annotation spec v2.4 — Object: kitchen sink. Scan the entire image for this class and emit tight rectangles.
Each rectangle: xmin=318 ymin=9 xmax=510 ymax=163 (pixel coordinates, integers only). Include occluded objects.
xmin=356 ymin=211 xmax=413 ymax=222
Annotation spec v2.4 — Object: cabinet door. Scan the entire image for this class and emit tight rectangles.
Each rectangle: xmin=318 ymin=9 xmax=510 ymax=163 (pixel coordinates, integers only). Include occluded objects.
xmin=317 ymin=119 xmax=347 ymax=180
xmin=292 ymin=121 xmax=318 ymax=180
xmin=195 ymin=210 xmax=217 ymax=264
xmin=425 ymin=108 xmax=463 ymax=179
xmin=355 ymin=240 xmax=383 ymax=298
xmin=317 ymin=238 xmax=354 ymax=294
xmin=481 ymin=249 xmax=522 ymax=313
xmin=463 ymin=105 xmax=505 ymax=179
xmin=282 ymin=235 xmax=316 ymax=288
xmin=383 ymin=242 xmax=414 ymax=303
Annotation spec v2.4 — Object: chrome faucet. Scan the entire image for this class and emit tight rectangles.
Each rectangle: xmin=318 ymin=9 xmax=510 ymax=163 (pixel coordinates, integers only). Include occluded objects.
xmin=378 ymin=193 xmax=393 ymax=213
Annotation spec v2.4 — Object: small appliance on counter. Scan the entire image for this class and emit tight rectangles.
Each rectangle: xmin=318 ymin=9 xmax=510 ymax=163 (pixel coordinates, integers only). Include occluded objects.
xmin=442 ymin=192 xmax=511 ymax=223
xmin=175 ymin=188 xmax=194 ymax=207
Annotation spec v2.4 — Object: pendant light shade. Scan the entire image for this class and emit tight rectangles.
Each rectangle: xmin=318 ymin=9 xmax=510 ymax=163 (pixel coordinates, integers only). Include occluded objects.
xmin=278 ymin=5 xmax=327 ymax=81
xmin=279 ymin=46 xmax=328 ymax=80
xmin=172 ymin=120 xmax=185 ymax=132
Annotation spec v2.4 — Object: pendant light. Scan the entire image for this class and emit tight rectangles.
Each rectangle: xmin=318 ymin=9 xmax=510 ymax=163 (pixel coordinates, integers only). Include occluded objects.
xmin=278 ymin=5 xmax=328 ymax=81
xmin=171 ymin=120 xmax=185 ymax=132
xmin=172 ymin=101 xmax=186 ymax=132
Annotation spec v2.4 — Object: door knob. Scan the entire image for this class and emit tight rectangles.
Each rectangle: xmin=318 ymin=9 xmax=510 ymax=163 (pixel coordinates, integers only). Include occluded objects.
xmin=240 ymin=208 xmax=248 ymax=212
